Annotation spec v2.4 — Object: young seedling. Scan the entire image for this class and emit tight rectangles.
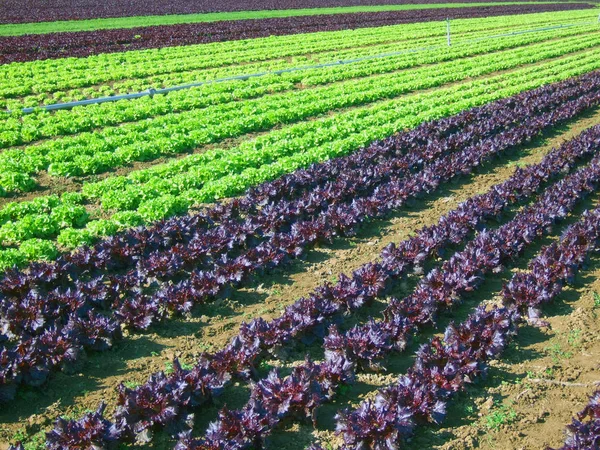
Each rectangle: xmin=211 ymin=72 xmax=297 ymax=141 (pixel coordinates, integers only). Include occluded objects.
xmin=485 ymin=401 xmax=517 ymax=431
xmin=123 ymin=380 xmax=141 ymax=389
xmin=544 ymin=341 xmax=572 ymax=364
xmin=593 ymin=291 xmax=600 ymax=309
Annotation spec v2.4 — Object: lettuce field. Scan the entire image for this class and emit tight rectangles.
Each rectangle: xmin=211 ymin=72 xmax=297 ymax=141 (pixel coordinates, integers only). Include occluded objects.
xmin=1 ymin=2 xmax=600 ymax=449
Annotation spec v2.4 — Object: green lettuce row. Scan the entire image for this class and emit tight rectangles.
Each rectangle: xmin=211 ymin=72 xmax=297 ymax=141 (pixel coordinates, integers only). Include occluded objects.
xmin=1 ymin=31 xmax=597 ymax=197
xmin=0 ymin=48 xmax=598 ymax=269
xmin=2 ymin=18 xmax=587 ymax=110
xmin=89 ymin=49 xmax=600 ymax=206
xmin=0 ymin=20 xmax=489 ymax=97
xmin=2 ymin=23 xmax=593 ymax=147
xmin=0 ymin=27 xmax=523 ymax=109
xmin=1 ymin=9 xmax=595 ymax=99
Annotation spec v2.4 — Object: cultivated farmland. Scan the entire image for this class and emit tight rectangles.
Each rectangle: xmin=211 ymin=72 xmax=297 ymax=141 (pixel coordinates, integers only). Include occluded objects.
xmin=1 ymin=2 xmax=600 ymax=450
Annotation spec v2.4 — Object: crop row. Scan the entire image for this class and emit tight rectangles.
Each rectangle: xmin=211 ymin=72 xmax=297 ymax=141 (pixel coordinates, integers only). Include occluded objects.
xmin=321 ymin=307 xmax=517 ymax=450
xmin=177 ymin=154 xmax=600 ymax=450
xmin=330 ymin=187 xmax=600 ymax=450
xmin=0 ymin=4 xmax=589 ymax=65
xmin=0 ymin=0 xmax=558 ymax=24
xmin=552 ymin=390 xmax=600 ymax=449
xmin=1 ymin=80 xmax=598 ymax=408
xmin=2 ymin=9 xmax=594 ymax=97
xmin=0 ymin=25 xmax=536 ymax=110
xmin=0 ymin=0 xmax=560 ymax=23
xmin=1 ymin=49 xmax=599 ymax=268
xmin=5 ymin=25 xmax=594 ymax=147
xmin=39 ymin=127 xmax=600 ymax=449
xmin=1 ymin=29 xmax=596 ymax=196
xmin=1 ymin=17 xmax=444 ymax=80
xmin=44 ymin=307 xmax=516 ymax=450
xmin=4 ymin=20 xmax=589 ymax=110
xmin=0 ymin=32 xmax=506 ymax=109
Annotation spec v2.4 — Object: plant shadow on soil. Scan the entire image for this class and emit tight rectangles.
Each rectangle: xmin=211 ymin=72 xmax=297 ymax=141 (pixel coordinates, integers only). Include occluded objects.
xmin=261 ymin=190 xmax=600 ymax=449
xmin=121 ymin=105 xmax=600 ymax=344
xmin=0 ymin=335 xmax=166 ymax=434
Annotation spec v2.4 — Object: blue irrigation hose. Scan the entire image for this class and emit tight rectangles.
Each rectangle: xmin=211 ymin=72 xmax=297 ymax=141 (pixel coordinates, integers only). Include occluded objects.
xmin=13 ymin=19 xmax=598 ymax=115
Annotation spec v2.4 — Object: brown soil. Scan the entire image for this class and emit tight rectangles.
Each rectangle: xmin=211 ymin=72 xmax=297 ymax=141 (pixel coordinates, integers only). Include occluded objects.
xmin=299 ymin=200 xmax=600 ymax=450
xmin=2 ymin=96 xmax=600 ymax=450
xmin=414 ymin=268 xmax=600 ymax=450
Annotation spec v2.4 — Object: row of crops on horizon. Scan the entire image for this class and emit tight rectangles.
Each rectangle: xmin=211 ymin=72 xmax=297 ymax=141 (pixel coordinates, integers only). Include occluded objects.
xmin=1 ymin=1 xmax=600 ymax=449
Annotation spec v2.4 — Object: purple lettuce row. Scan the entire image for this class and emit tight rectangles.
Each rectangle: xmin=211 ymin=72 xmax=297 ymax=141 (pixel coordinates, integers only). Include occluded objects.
xmin=174 ymin=307 xmax=516 ymax=450
xmin=552 ymin=390 xmax=600 ymax=450
xmin=2 ymin=75 xmax=600 ymax=403
xmin=502 ymin=206 xmax=600 ymax=450
xmin=332 ymin=178 xmax=600 ymax=450
xmin=0 ymin=0 xmax=556 ymax=24
xmin=503 ymin=208 xmax=600 ymax=326
xmin=171 ymin=144 xmax=600 ymax=450
xmin=333 ymin=306 xmax=518 ymax=450
xmin=1 ymin=4 xmax=590 ymax=64
xmin=42 ymin=131 xmax=600 ymax=449
xmin=0 ymin=311 xmax=121 ymax=403
xmin=2 ymin=72 xmax=598 ymax=339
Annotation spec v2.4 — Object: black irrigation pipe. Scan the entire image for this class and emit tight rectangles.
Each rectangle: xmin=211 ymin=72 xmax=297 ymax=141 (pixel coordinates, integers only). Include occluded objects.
xmin=11 ymin=18 xmax=598 ymax=115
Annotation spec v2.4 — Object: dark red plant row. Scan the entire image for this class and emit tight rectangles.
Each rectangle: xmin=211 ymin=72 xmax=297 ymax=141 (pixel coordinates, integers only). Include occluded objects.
xmin=0 ymin=0 xmax=561 ymax=25
xmin=324 ymin=308 xmax=517 ymax=450
xmin=175 ymin=150 xmax=600 ymax=450
xmin=2 ymin=72 xmax=600 ymax=405
xmin=40 ymin=129 xmax=600 ymax=449
xmin=502 ymin=208 xmax=600 ymax=450
xmin=0 ymin=3 xmax=591 ymax=64
xmin=332 ymin=181 xmax=600 ymax=450
xmin=552 ymin=390 xmax=600 ymax=449
xmin=179 ymin=306 xmax=518 ymax=450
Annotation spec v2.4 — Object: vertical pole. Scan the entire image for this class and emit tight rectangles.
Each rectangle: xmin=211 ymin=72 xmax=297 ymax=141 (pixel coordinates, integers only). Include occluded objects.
xmin=598 ymin=12 xmax=600 ymax=23
xmin=446 ymin=18 xmax=451 ymax=46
